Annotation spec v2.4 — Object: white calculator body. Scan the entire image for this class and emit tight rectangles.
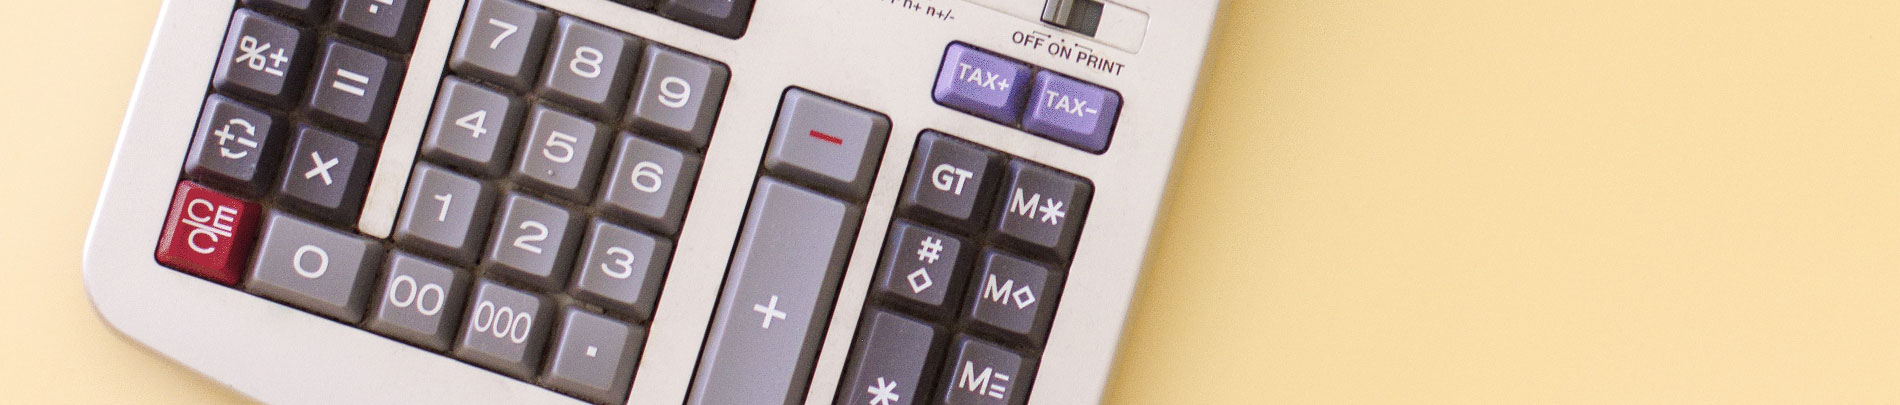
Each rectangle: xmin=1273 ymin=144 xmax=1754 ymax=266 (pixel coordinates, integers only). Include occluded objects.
xmin=83 ymin=0 xmax=1218 ymax=403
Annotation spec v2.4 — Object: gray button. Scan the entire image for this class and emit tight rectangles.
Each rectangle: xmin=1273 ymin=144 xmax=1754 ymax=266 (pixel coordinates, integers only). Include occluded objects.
xmin=242 ymin=0 xmax=329 ymax=23
xmin=568 ymin=218 xmax=670 ymax=320
xmin=421 ymin=77 xmax=523 ymax=177
xmin=626 ymin=45 xmax=728 ymax=149
xmin=873 ymin=221 xmax=969 ymax=317
xmin=838 ymin=309 xmax=943 ymax=405
xmin=212 ymin=10 xmax=313 ymax=108
xmin=965 ymin=250 xmax=1063 ymax=345
xmin=366 ymin=252 xmax=472 ymax=351
xmin=689 ymin=178 xmax=861 ymax=405
xmin=304 ymin=39 xmax=404 ymax=137
xmin=393 ymin=163 xmax=497 ymax=266
xmin=184 ymin=95 xmax=286 ymax=197
xmin=763 ymin=89 xmax=891 ymax=200
xmin=536 ymin=16 xmax=640 ymax=119
xmin=276 ymin=126 xmax=375 ymax=224
xmin=454 ymin=279 xmax=554 ymax=379
xmin=897 ymin=131 xmax=1002 ymax=231
xmin=512 ymin=105 xmax=609 ymax=202
xmin=543 ymin=307 xmax=646 ymax=404
xmin=481 ymin=192 xmax=582 ymax=290
xmin=594 ymin=133 xmax=700 ymax=235
xmin=939 ymin=335 xmax=1035 ymax=405
xmin=333 ymin=0 xmax=427 ymax=51
xmin=449 ymin=0 xmax=553 ymax=91
xmin=991 ymin=160 xmax=1092 ymax=260
xmin=658 ymin=0 xmax=755 ymax=38
xmin=247 ymin=211 xmax=385 ymax=323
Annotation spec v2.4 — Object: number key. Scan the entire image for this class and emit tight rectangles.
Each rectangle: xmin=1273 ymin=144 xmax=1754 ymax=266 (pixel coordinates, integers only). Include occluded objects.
xmin=454 ymin=279 xmax=553 ymax=379
xmin=393 ymin=163 xmax=497 ymax=265
xmin=482 ymin=192 xmax=582 ymax=290
xmin=537 ymin=16 xmax=641 ymax=119
xmin=594 ymin=133 xmax=699 ymax=235
xmin=247 ymin=211 xmax=386 ymax=323
xmin=626 ymin=45 xmax=728 ymax=149
xmin=448 ymin=0 xmax=553 ymax=91
xmin=512 ymin=105 xmax=609 ymax=202
xmin=366 ymin=252 xmax=471 ymax=351
xmin=421 ymin=77 xmax=523 ymax=177
xmin=568 ymin=218 xmax=670 ymax=320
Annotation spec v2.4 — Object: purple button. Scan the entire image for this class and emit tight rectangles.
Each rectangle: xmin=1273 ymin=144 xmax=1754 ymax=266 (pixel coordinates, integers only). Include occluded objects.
xmin=933 ymin=44 xmax=1032 ymax=124
xmin=1023 ymin=71 xmax=1120 ymax=153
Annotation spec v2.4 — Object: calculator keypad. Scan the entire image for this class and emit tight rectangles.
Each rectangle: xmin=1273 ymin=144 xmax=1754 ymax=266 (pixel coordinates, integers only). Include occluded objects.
xmin=157 ymin=1 xmax=1102 ymax=403
xmin=159 ymin=1 xmax=734 ymax=402
xmin=839 ymin=131 xmax=1094 ymax=404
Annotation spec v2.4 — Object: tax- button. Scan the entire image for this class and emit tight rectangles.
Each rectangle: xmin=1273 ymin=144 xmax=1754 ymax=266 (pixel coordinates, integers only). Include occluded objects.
xmin=763 ymin=89 xmax=891 ymax=200
xmin=933 ymin=44 xmax=1033 ymax=125
xmin=156 ymin=181 xmax=262 ymax=286
xmin=898 ymin=131 xmax=1001 ymax=231
xmin=1022 ymin=71 xmax=1121 ymax=153
xmin=992 ymin=160 xmax=1092 ymax=260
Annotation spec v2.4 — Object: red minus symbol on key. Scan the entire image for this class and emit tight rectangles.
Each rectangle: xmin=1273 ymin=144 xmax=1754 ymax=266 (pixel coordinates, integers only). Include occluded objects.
xmin=808 ymin=130 xmax=843 ymax=145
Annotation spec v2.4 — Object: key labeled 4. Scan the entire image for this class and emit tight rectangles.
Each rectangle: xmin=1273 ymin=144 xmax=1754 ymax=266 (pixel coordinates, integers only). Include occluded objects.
xmin=156 ymin=181 xmax=262 ymax=285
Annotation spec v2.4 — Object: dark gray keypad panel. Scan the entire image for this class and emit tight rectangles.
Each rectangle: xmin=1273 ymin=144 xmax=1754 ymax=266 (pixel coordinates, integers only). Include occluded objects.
xmin=842 ymin=131 xmax=1094 ymax=403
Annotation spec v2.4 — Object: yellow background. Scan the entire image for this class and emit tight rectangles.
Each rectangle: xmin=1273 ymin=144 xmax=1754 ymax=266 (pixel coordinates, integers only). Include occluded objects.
xmin=2 ymin=0 xmax=1895 ymax=402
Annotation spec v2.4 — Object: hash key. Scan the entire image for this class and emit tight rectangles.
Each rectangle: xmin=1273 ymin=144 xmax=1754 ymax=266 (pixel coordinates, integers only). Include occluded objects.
xmin=873 ymin=221 xmax=970 ymax=317
xmin=305 ymin=40 xmax=405 ymax=137
xmin=277 ymin=127 xmax=375 ymax=224
xmin=212 ymin=10 xmax=313 ymax=109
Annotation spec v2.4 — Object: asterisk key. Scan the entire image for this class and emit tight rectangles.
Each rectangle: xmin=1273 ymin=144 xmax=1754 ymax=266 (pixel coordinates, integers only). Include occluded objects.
xmin=1038 ymin=199 xmax=1066 ymax=224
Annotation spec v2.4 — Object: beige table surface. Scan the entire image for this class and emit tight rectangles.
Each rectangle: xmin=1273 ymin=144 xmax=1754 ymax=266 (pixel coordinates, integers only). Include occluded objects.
xmin=4 ymin=0 xmax=1897 ymax=402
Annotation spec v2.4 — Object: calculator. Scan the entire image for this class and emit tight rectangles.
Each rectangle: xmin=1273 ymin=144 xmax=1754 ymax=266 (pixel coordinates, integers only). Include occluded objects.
xmin=82 ymin=0 xmax=1217 ymax=403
